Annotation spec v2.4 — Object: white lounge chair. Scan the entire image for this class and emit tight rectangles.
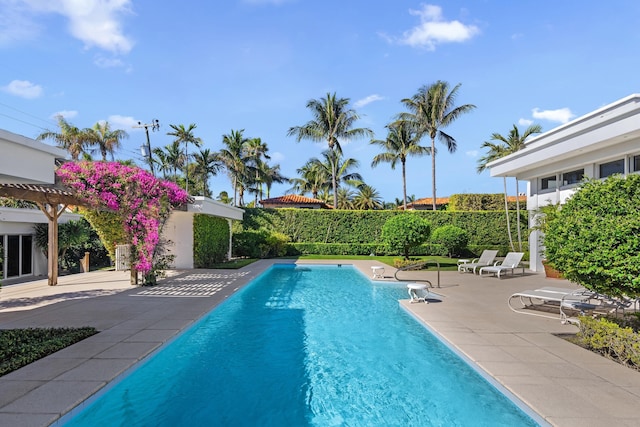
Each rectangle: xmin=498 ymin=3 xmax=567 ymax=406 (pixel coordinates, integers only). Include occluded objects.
xmin=508 ymin=286 xmax=626 ymax=324
xmin=478 ymin=252 xmax=525 ymax=278
xmin=457 ymin=249 xmax=499 ymax=274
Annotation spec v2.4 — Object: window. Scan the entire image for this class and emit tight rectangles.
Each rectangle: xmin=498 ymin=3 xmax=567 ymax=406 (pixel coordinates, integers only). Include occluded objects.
xmin=540 ymin=175 xmax=557 ymax=191
xmin=599 ymin=159 xmax=624 ymax=178
xmin=562 ymin=168 xmax=584 ymax=186
xmin=631 ymin=155 xmax=640 ymax=173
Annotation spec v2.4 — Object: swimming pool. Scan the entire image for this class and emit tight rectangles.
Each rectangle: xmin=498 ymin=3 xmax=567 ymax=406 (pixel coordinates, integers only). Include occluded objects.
xmin=62 ymin=264 xmax=540 ymax=426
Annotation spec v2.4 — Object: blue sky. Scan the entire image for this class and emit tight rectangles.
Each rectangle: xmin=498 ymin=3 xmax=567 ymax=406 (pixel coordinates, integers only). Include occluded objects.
xmin=2 ymin=0 xmax=640 ymax=204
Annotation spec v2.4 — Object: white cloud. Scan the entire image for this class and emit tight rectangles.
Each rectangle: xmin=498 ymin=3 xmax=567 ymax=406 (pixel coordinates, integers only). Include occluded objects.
xmin=51 ymin=110 xmax=78 ymax=119
xmin=532 ymin=107 xmax=575 ymax=124
xmin=465 ymin=150 xmax=478 ymax=157
xmin=354 ymin=94 xmax=384 ymax=108
xmin=398 ymin=4 xmax=480 ymax=50
xmin=0 ymin=1 xmax=41 ymax=46
xmin=2 ymin=79 xmax=43 ymax=98
xmin=518 ymin=118 xmax=533 ymax=126
xmin=107 ymin=114 xmax=138 ymax=130
xmin=94 ymin=55 xmax=125 ymax=68
xmin=8 ymin=0 xmax=134 ymax=54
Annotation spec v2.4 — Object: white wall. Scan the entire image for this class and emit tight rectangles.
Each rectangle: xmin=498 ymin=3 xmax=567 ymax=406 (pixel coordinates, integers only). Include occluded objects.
xmin=162 ymin=211 xmax=194 ymax=269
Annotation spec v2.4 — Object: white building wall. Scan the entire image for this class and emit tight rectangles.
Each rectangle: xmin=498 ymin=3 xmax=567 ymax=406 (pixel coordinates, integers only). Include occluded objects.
xmin=162 ymin=211 xmax=194 ymax=269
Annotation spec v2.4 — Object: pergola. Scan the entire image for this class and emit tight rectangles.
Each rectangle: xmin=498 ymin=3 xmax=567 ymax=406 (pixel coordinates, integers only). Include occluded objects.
xmin=0 ymin=182 xmax=88 ymax=286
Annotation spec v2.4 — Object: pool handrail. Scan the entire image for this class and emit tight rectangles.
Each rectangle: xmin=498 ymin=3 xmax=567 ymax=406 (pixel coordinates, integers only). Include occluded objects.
xmin=394 ymin=259 xmax=440 ymax=288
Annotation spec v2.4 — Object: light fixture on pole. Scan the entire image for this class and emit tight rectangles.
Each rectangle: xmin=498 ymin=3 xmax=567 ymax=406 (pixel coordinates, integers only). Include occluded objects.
xmin=133 ymin=119 xmax=160 ymax=176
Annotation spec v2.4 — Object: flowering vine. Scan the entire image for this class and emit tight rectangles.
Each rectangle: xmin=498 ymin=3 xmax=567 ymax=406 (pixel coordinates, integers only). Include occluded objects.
xmin=57 ymin=161 xmax=189 ymax=274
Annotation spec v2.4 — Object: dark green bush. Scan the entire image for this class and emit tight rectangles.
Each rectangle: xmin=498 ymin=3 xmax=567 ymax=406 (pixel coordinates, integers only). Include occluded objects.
xmin=0 ymin=327 xmax=97 ymax=376
xmin=233 ymin=230 xmax=289 ymax=258
xmin=193 ymin=214 xmax=230 ymax=267
xmin=431 ymin=225 xmax=469 ymax=257
xmin=380 ymin=214 xmax=431 ymax=260
xmin=545 ymin=175 xmax=640 ymax=297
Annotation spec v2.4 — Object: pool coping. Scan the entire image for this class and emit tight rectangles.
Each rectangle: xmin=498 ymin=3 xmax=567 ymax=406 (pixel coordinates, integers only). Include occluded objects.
xmin=1 ymin=260 xmax=640 ymax=426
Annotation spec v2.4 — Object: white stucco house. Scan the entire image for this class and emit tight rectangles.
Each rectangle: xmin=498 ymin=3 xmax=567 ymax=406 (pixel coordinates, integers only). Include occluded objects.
xmin=1 ymin=128 xmax=244 ymax=282
xmin=0 ymin=129 xmax=82 ymax=283
xmin=487 ymin=94 xmax=640 ymax=272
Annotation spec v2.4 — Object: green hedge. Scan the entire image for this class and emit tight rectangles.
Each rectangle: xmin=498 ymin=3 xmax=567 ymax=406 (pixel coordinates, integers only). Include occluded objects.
xmin=448 ymin=193 xmax=525 ymax=211
xmin=193 ymin=214 xmax=229 ymax=267
xmin=240 ymin=208 xmax=526 ymax=256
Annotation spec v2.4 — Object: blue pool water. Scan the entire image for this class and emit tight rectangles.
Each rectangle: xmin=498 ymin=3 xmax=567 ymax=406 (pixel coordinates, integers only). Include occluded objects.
xmin=63 ymin=264 xmax=539 ymax=426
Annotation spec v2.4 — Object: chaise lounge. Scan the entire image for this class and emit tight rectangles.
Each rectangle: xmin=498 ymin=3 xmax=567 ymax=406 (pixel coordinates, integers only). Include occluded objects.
xmin=508 ymin=286 xmax=630 ymax=324
xmin=457 ymin=249 xmax=499 ymax=274
xmin=478 ymin=252 xmax=525 ymax=278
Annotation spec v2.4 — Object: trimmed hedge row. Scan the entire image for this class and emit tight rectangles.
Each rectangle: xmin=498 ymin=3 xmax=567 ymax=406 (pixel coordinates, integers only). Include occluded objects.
xmin=193 ymin=214 xmax=230 ymax=267
xmin=240 ymin=208 xmax=526 ymax=256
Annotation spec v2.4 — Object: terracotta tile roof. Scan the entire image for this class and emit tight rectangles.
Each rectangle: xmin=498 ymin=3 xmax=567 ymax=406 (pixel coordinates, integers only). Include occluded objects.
xmin=260 ymin=194 xmax=332 ymax=208
xmin=410 ymin=197 xmax=450 ymax=206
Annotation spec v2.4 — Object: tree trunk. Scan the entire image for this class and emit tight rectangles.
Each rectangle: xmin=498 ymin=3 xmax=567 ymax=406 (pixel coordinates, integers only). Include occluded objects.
xmin=402 ymin=160 xmax=407 ymax=210
xmin=431 ymin=137 xmax=437 ymax=210
xmin=503 ymin=177 xmax=515 ymax=252
xmin=515 ymin=178 xmax=522 ymax=252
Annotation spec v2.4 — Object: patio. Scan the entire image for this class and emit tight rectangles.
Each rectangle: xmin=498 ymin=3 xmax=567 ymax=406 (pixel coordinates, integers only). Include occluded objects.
xmin=1 ymin=262 xmax=640 ymax=426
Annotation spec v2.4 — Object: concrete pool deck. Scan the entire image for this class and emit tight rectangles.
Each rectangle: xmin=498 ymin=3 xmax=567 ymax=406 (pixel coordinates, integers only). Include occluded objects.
xmin=0 ymin=261 xmax=639 ymax=426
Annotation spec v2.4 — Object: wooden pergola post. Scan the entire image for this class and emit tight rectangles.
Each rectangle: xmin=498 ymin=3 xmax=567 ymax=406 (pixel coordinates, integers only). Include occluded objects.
xmin=36 ymin=202 xmax=67 ymax=286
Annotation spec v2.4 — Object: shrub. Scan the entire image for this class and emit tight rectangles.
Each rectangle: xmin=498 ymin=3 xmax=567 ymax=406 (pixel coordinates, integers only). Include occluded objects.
xmin=193 ymin=214 xmax=230 ymax=267
xmin=380 ymin=214 xmax=431 ymax=260
xmin=233 ymin=230 xmax=289 ymax=258
xmin=431 ymin=225 xmax=469 ymax=257
xmin=545 ymin=174 xmax=640 ymax=297
xmin=576 ymin=316 xmax=640 ymax=370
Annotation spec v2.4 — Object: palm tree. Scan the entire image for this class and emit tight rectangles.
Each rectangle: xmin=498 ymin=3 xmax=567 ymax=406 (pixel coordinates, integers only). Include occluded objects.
xmin=244 ymin=138 xmax=271 ymax=205
xmin=219 ymin=129 xmax=250 ymax=206
xmin=193 ymin=148 xmax=222 ymax=198
xmin=287 ymin=92 xmax=373 ymax=209
xmin=162 ymin=141 xmax=185 ymax=181
xmin=400 ymin=81 xmax=476 ymax=210
xmin=311 ymin=150 xmax=363 ymax=206
xmin=88 ymin=121 xmax=129 ymax=161
xmin=371 ymin=120 xmax=430 ymax=210
xmin=167 ymin=123 xmax=202 ymax=194
xmin=353 ymin=184 xmax=384 ymax=210
xmin=37 ymin=115 xmax=93 ymax=160
xmin=289 ymin=160 xmax=330 ymax=199
xmin=336 ymin=187 xmax=355 ymax=209
xmin=262 ymin=164 xmax=287 ymax=199
xmin=478 ymin=124 xmax=542 ymax=251
xmin=152 ymin=147 xmax=171 ymax=179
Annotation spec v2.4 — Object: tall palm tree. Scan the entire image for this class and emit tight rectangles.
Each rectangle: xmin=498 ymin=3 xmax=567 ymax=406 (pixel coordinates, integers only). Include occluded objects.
xmin=262 ymin=164 xmax=287 ymax=199
xmin=371 ymin=120 xmax=430 ymax=210
xmin=289 ymin=160 xmax=331 ymax=199
xmin=37 ymin=115 xmax=93 ymax=160
xmin=311 ymin=150 xmax=363 ymax=206
xmin=244 ymin=138 xmax=271 ymax=205
xmin=163 ymin=140 xmax=185 ymax=181
xmin=400 ymin=81 xmax=476 ymax=210
xmin=167 ymin=123 xmax=202 ymax=194
xmin=287 ymin=92 xmax=373 ymax=209
xmin=478 ymin=124 xmax=542 ymax=251
xmin=219 ymin=129 xmax=250 ymax=206
xmin=353 ymin=184 xmax=384 ymax=210
xmin=88 ymin=121 xmax=129 ymax=161
xmin=193 ymin=148 xmax=222 ymax=198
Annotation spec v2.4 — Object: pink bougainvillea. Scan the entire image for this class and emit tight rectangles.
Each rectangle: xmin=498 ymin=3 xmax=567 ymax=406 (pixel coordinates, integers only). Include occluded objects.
xmin=57 ymin=161 xmax=189 ymax=274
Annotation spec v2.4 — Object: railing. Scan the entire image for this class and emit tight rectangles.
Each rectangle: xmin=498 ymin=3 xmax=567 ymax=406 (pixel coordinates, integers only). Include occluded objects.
xmin=394 ymin=260 xmax=440 ymax=288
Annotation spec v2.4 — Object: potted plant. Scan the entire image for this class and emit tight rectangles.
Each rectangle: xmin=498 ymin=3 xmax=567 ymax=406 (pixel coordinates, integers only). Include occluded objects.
xmin=531 ymin=202 xmax=563 ymax=278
